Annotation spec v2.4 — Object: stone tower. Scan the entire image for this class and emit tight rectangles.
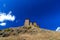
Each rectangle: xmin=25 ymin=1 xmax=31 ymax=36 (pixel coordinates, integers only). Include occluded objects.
xmin=24 ymin=19 xmax=29 ymax=27
xmin=33 ymin=22 xmax=37 ymax=27
xmin=30 ymin=22 xmax=33 ymax=27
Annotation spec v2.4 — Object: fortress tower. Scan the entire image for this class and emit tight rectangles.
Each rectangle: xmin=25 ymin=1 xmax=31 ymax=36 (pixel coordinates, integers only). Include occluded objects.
xmin=24 ymin=19 xmax=39 ymax=28
xmin=33 ymin=22 xmax=37 ymax=27
xmin=24 ymin=19 xmax=29 ymax=27
xmin=30 ymin=22 xmax=33 ymax=27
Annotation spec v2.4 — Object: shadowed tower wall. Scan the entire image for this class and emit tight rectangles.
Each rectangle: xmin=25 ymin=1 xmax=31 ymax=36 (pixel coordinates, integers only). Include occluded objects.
xmin=24 ymin=19 xmax=29 ymax=27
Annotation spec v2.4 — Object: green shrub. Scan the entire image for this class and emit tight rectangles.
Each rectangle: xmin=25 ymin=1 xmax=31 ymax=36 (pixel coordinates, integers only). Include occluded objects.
xmin=27 ymin=26 xmax=31 ymax=29
xmin=4 ymin=28 xmax=11 ymax=32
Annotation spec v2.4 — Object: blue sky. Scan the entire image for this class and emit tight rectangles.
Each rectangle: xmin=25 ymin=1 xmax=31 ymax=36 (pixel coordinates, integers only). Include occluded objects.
xmin=0 ymin=0 xmax=60 ymax=30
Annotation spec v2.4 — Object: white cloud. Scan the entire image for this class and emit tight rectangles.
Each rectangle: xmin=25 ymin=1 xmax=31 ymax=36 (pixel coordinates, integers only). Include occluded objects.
xmin=56 ymin=27 xmax=60 ymax=32
xmin=0 ymin=11 xmax=15 ymax=22
xmin=0 ymin=23 xmax=6 ymax=26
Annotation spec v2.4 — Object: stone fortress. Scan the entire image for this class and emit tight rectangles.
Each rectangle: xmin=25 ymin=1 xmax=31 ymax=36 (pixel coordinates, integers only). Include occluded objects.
xmin=24 ymin=19 xmax=39 ymax=28
xmin=8 ymin=19 xmax=39 ymax=31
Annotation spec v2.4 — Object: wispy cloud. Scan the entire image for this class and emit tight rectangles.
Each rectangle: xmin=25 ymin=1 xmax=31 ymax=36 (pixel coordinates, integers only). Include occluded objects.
xmin=0 ymin=11 xmax=15 ymax=26
xmin=0 ymin=23 xmax=6 ymax=26
xmin=56 ymin=27 xmax=60 ymax=31
xmin=0 ymin=11 xmax=15 ymax=22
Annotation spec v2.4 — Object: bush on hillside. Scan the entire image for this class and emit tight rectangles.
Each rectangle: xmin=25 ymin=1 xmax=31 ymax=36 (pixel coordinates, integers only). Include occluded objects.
xmin=4 ymin=28 xmax=11 ymax=32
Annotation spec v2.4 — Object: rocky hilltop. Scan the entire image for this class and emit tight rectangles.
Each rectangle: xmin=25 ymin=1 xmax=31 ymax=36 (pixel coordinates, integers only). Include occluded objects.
xmin=0 ymin=19 xmax=60 ymax=40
